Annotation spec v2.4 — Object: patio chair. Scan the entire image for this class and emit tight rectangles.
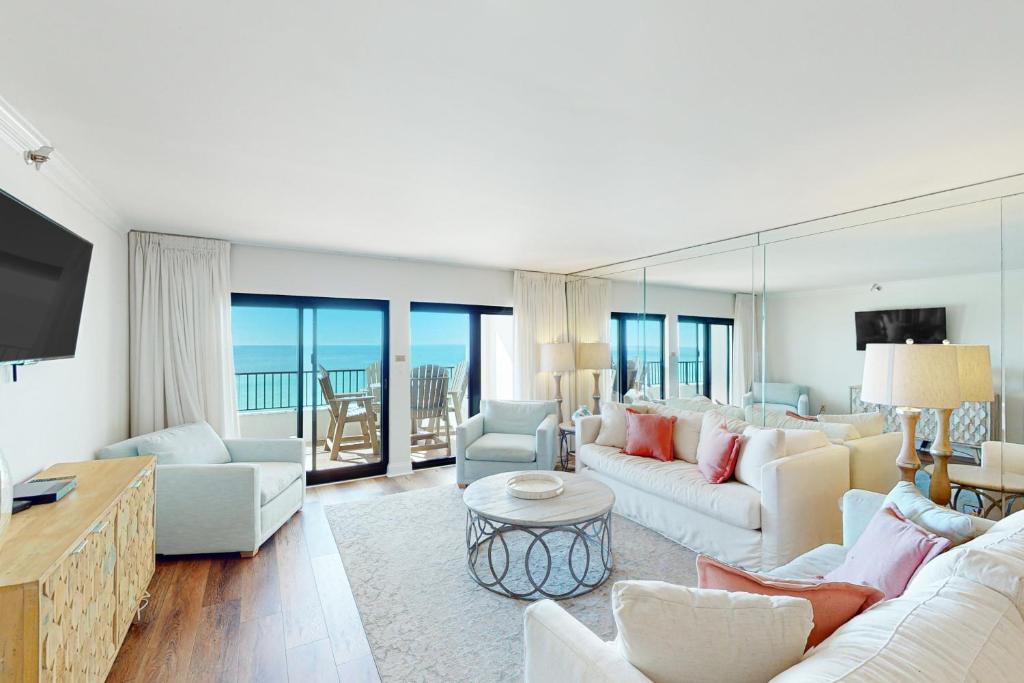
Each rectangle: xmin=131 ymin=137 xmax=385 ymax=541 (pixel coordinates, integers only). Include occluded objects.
xmin=318 ymin=366 xmax=379 ymax=460
xmin=366 ymin=360 xmax=383 ymax=419
xmin=447 ymin=360 xmax=469 ymax=426
xmin=410 ymin=364 xmax=451 ymax=456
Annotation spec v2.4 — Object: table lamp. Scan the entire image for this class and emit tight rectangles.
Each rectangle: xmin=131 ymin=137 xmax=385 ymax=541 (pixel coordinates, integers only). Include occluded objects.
xmin=861 ymin=342 xmax=960 ymax=484
xmin=540 ymin=342 xmax=575 ymax=421
xmin=576 ymin=342 xmax=612 ymax=415
xmin=928 ymin=344 xmax=993 ymax=504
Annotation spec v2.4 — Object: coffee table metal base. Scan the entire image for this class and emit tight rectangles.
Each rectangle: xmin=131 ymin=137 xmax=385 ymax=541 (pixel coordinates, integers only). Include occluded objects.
xmin=465 ymin=508 xmax=613 ymax=601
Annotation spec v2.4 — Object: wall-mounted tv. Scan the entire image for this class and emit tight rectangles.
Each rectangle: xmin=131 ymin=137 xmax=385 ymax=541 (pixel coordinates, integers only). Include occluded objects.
xmin=0 ymin=188 xmax=92 ymax=363
xmin=855 ymin=307 xmax=947 ymax=350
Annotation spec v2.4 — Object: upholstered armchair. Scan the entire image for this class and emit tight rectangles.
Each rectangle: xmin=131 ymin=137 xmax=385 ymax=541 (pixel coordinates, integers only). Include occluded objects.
xmin=97 ymin=421 xmax=304 ymax=556
xmin=456 ymin=400 xmax=560 ymax=486
xmin=743 ymin=382 xmax=811 ymax=416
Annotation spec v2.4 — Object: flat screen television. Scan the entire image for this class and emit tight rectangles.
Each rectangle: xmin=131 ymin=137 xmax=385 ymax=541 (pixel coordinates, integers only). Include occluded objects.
xmin=0 ymin=188 xmax=92 ymax=363
xmin=855 ymin=307 xmax=947 ymax=350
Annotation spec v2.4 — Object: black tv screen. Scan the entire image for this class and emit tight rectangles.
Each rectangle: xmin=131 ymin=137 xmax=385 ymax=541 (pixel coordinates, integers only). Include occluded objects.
xmin=855 ymin=307 xmax=947 ymax=350
xmin=0 ymin=188 xmax=92 ymax=363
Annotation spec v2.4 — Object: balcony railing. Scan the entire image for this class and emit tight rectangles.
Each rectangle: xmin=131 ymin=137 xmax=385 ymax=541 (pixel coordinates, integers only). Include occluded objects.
xmin=678 ymin=359 xmax=702 ymax=386
xmin=235 ymin=366 xmax=455 ymax=412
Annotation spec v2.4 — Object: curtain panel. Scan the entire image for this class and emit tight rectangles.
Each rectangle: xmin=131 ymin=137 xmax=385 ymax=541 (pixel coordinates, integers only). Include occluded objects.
xmin=129 ymin=231 xmax=239 ymax=437
xmin=566 ymin=277 xmax=611 ymax=414
xmin=513 ymin=271 xmax=568 ymax=404
xmin=731 ymin=292 xmax=762 ymax=406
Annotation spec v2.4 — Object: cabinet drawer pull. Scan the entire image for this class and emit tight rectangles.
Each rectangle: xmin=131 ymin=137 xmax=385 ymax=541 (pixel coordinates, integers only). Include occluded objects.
xmin=91 ymin=520 xmax=109 ymax=534
xmin=129 ymin=478 xmax=143 ymax=488
xmin=71 ymin=539 xmax=88 ymax=555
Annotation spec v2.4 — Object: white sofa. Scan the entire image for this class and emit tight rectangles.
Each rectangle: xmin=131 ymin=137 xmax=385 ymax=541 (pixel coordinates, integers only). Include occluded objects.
xmin=525 ymin=489 xmax=1024 ymax=682
xmin=97 ymin=421 xmax=304 ymax=556
xmin=574 ymin=413 xmax=849 ymax=572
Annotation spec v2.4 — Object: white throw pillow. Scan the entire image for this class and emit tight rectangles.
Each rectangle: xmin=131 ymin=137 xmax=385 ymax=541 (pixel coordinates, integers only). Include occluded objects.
xmin=735 ymin=426 xmax=786 ymax=490
xmin=595 ymin=402 xmax=629 ymax=449
xmin=134 ymin=421 xmax=231 ymax=466
xmin=782 ymin=428 xmax=830 ymax=456
xmin=653 ymin=406 xmax=703 ymax=463
xmin=818 ymin=412 xmax=885 ymax=438
xmin=612 ymin=581 xmax=813 ymax=683
xmin=884 ymin=481 xmax=991 ymax=546
xmin=746 ymin=406 xmax=860 ymax=442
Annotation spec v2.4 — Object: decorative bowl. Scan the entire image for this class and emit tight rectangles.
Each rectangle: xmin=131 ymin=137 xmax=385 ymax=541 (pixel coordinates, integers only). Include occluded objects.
xmin=506 ymin=472 xmax=564 ymax=500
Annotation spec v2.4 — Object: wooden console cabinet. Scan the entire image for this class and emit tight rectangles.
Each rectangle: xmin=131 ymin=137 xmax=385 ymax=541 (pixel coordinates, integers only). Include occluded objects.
xmin=0 ymin=457 xmax=156 ymax=682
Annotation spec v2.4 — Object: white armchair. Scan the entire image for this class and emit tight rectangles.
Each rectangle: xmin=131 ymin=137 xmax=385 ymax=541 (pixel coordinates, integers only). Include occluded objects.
xmin=97 ymin=421 xmax=304 ymax=556
xmin=455 ymin=400 xmax=560 ymax=486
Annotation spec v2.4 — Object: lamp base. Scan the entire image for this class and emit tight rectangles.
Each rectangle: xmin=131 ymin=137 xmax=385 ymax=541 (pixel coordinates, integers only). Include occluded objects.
xmin=928 ymin=407 xmax=954 ymax=505
xmin=896 ymin=407 xmax=922 ymax=484
xmin=592 ymin=371 xmax=602 ymax=415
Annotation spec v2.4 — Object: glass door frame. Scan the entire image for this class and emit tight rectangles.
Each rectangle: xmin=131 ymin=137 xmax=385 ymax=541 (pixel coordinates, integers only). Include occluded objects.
xmin=610 ymin=311 xmax=666 ymax=398
xmin=409 ymin=302 xmax=512 ymax=470
xmin=232 ymin=292 xmax=390 ymax=485
xmin=676 ymin=315 xmax=734 ymax=401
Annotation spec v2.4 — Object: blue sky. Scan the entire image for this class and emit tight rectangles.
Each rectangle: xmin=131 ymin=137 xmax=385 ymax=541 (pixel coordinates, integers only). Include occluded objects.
xmin=232 ymin=306 xmax=469 ymax=347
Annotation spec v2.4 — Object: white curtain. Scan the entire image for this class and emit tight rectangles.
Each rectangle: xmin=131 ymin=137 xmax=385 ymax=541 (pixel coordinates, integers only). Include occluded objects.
xmin=731 ymin=292 xmax=762 ymax=405
xmin=129 ymin=232 xmax=239 ymax=437
xmin=513 ymin=271 xmax=568 ymax=402
xmin=567 ymin=277 xmax=611 ymax=413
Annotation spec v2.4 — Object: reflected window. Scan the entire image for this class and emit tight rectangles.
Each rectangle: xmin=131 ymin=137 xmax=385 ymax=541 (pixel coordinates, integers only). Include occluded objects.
xmin=610 ymin=312 xmax=665 ymax=401
xmin=677 ymin=316 xmax=733 ymax=404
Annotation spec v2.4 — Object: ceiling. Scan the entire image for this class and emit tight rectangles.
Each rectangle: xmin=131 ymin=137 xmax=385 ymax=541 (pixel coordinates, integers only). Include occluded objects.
xmin=2 ymin=2 xmax=1022 ymax=273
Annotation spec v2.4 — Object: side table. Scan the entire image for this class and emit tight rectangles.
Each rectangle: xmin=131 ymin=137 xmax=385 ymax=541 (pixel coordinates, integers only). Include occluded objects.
xmin=558 ymin=422 xmax=576 ymax=471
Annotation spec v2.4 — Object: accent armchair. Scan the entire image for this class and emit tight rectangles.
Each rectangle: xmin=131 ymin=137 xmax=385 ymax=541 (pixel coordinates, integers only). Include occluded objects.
xmin=456 ymin=400 xmax=560 ymax=486
xmin=96 ymin=421 xmax=304 ymax=557
xmin=743 ymin=382 xmax=811 ymax=416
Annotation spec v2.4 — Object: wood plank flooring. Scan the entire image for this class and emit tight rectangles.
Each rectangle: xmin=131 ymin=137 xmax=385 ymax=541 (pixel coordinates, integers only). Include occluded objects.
xmin=107 ymin=465 xmax=456 ymax=683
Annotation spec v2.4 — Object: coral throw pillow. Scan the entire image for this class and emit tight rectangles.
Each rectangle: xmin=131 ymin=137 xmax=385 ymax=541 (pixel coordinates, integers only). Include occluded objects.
xmin=825 ymin=504 xmax=952 ymax=599
xmin=696 ymin=421 xmax=741 ymax=483
xmin=696 ymin=555 xmax=884 ymax=649
xmin=624 ymin=408 xmax=676 ymax=462
xmin=785 ymin=410 xmax=817 ymax=422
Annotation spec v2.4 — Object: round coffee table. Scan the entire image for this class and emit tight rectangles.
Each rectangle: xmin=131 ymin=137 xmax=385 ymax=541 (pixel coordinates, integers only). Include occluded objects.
xmin=463 ymin=471 xmax=614 ymax=600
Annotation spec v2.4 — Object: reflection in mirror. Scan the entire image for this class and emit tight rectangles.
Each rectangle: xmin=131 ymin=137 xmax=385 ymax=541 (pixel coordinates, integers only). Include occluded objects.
xmin=1000 ymin=194 xmax=1024 ymax=517
xmin=762 ymin=199 xmax=1003 ymax=509
xmin=605 ymin=268 xmax=648 ymax=402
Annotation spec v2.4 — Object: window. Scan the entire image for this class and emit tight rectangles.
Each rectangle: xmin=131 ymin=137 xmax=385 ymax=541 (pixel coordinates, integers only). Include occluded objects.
xmin=609 ymin=312 xmax=665 ymax=401
xmin=676 ymin=316 xmax=733 ymax=403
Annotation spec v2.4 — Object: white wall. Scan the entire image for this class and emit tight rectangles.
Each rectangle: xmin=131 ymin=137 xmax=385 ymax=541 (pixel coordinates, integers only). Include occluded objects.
xmin=765 ymin=270 xmax=1024 ymax=442
xmin=231 ymin=244 xmax=514 ymax=475
xmin=0 ymin=154 xmax=129 ymax=482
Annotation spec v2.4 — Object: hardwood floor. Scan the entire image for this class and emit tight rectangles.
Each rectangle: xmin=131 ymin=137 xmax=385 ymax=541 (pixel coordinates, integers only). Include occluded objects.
xmin=107 ymin=465 xmax=456 ymax=683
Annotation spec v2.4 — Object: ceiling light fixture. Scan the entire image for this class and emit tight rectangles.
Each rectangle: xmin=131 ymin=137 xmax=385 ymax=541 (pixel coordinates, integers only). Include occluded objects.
xmin=24 ymin=145 xmax=54 ymax=170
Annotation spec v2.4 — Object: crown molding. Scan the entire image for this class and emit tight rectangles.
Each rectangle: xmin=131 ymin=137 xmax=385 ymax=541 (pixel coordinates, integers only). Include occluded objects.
xmin=0 ymin=94 xmax=128 ymax=234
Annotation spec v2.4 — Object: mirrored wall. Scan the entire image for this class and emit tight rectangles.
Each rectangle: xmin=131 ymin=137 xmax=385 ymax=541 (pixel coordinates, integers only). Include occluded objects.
xmin=574 ymin=176 xmax=1024 ymax=517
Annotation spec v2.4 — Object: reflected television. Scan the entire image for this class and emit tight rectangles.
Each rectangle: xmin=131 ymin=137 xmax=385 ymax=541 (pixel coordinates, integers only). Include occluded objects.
xmin=855 ymin=307 xmax=947 ymax=350
xmin=0 ymin=188 xmax=93 ymax=363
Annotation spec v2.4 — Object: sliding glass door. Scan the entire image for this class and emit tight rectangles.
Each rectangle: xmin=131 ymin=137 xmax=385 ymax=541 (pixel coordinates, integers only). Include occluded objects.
xmin=610 ymin=312 xmax=665 ymax=401
xmin=677 ymin=315 xmax=733 ymax=403
xmin=410 ymin=303 xmax=512 ymax=468
xmin=232 ymin=293 xmax=389 ymax=485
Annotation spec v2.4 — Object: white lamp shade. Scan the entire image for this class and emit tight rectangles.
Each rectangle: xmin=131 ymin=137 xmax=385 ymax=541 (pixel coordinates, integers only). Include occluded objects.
xmin=576 ymin=342 xmax=612 ymax=370
xmin=540 ymin=342 xmax=575 ymax=373
xmin=861 ymin=343 xmax=961 ymax=409
xmin=955 ymin=344 xmax=994 ymax=402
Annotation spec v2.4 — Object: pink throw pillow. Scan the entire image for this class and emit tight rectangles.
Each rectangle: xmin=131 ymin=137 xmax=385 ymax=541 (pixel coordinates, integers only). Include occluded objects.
xmin=825 ymin=504 xmax=952 ymax=599
xmin=697 ymin=421 xmax=741 ymax=483
xmin=624 ymin=408 xmax=676 ymax=462
xmin=696 ymin=555 xmax=884 ymax=649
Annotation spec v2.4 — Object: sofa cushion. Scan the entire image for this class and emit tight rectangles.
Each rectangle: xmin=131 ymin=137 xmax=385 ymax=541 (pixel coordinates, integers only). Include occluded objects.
xmin=782 ymin=429 xmax=830 ymax=456
xmin=578 ymin=443 xmax=762 ymax=529
xmin=465 ymin=433 xmax=537 ymax=462
xmin=651 ymin=406 xmax=703 ymax=463
xmin=133 ymin=421 xmax=231 ymax=466
xmin=771 ymin=576 xmax=1024 ymax=683
xmin=818 ymin=412 xmax=885 ymax=438
xmin=747 ymin=407 xmax=860 ymax=442
xmin=482 ymin=400 xmax=554 ymax=436
xmin=697 ymin=555 xmax=883 ymax=649
xmin=614 ymin=580 xmax=812 ymax=683
xmin=735 ymin=427 xmax=785 ymax=491
xmin=596 ymin=402 xmax=634 ymax=449
xmin=766 ymin=543 xmax=848 ymax=581
xmin=884 ymin=481 xmax=991 ymax=546
xmin=256 ymin=462 xmax=303 ymax=505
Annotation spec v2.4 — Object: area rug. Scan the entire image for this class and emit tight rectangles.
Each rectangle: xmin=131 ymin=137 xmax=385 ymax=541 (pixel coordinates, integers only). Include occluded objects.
xmin=324 ymin=485 xmax=698 ymax=682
